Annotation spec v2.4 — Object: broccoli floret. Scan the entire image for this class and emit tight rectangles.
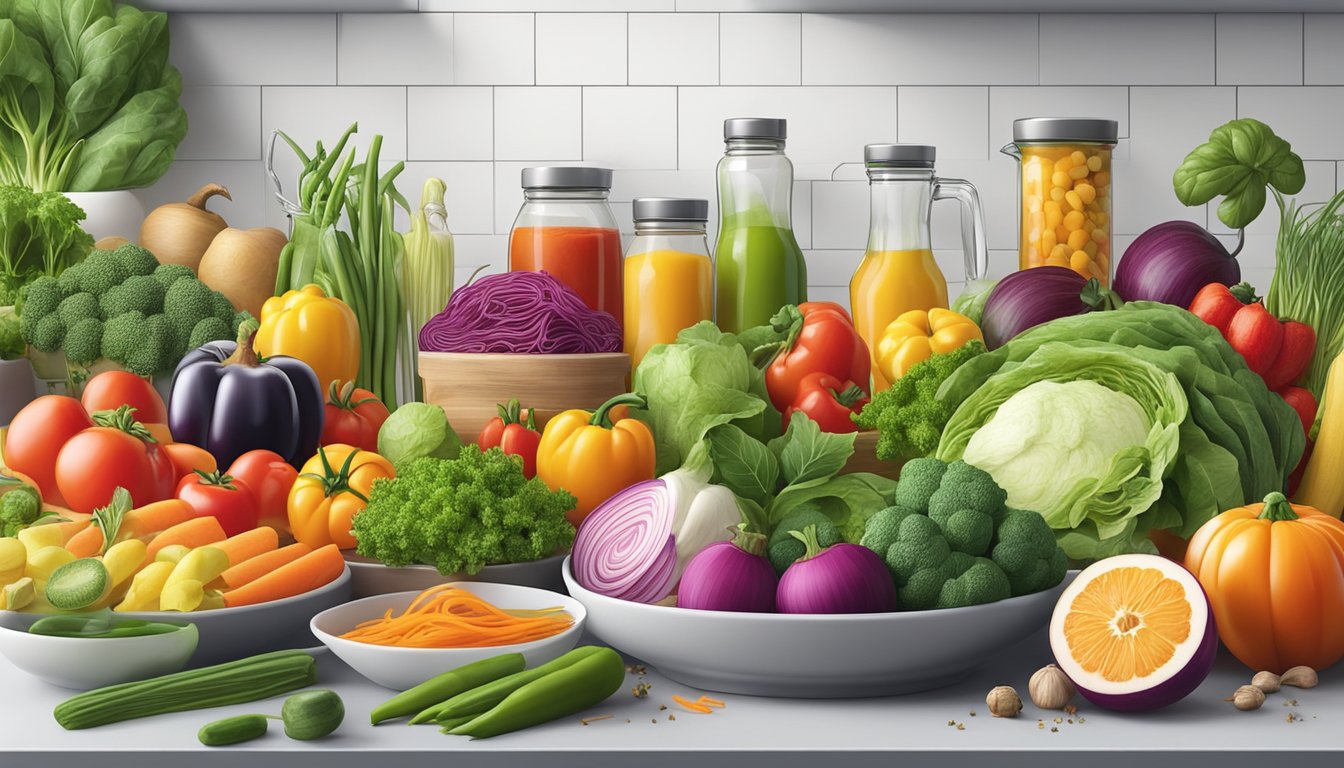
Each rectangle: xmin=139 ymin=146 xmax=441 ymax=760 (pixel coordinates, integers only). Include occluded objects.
xmin=353 ymin=448 xmax=576 ymax=576
xmin=64 ymin=317 xmax=104 ymax=366
xmin=208 ymin=290 xmax=236 ymax=325
xmin=853 ymin=341 xmax=986 ymax=462
xmin=0 ymin=487 xmax=42 ymax=537
xmin=101 ymin=311 xmax=146 ymax=363
xmin=28 ymin=313 xmax=65 ymax=352
xmin=892 ymin=457 xmax=947 ymax=512
xmin=108 ymin=243 xmax=159 ymax=277
xmin=73 ymin=250 xmax=130 ymax=295
xmin=188 ymin=316 xmax=230 ymax=351
xmin=767 ymin=506 xmax=839 ymax=575
xmin=936 ymin=552 xmax=1011 ymax=609
xmin=152 ymin=263 xmax=195 ymax=290
xmin=991 ymin=509 xmax=1068 ymax=597
xmin=99 ymin=274 xmax=165 ymax=317
xmin=859 ymin=504 xmax=919 ymax=555
xmin=56 ymin=292 xmax=99 ymax=327
xmin=122 ymin=314 xmax=177 ymax=377
xmin=926 ymin=460 xmax=1006 ymax=556
xmin=882 ymin=514 xmax=954 ymax=610
xmin=162 ymin=278 xmax=214 ymax=353
xmin=56 ymin=262 xmax=83 ymax=296
xmin=18 ymin=276 xmax=63 ymax=320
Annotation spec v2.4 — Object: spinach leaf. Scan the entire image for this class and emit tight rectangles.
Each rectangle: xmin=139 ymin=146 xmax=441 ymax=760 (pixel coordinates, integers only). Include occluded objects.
xmin=767 ymin=413 xmax=855 ymax=487
xmin=706 ymin=424 xmax=779 ymax=505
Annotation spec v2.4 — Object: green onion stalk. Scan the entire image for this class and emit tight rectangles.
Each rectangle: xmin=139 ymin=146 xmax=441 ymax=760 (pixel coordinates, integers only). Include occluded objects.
xmin=1266 ymin=189 xmax=1344 ymax=406
xmin=401 ymin=178 xmax=455 ymax=401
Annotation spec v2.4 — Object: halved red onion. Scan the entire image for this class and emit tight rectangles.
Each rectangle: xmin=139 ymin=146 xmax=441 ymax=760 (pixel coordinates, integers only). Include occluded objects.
xmin=571 ymin=480 xmax=680 ymax=603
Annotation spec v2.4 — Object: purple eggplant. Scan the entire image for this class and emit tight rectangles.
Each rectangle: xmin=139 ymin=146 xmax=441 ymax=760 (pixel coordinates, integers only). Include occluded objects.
xmin=167 ymin=321 xmax=323 ymax=469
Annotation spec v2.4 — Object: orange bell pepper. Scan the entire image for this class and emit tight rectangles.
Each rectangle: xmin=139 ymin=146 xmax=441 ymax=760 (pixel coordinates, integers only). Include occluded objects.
xmin=536 ymin=393 xmax=656 ymax=527
xmin=255 ymin=285 xmax=361 ymax=393
xmin=288 ymin=443 xmax=394 ymax=549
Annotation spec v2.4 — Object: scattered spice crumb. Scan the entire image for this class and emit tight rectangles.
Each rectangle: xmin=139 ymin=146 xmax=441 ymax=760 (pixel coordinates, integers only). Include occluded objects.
xmin=1050 ymin=727 xmax=1059 ymax=733
xmin=1287 ymin=713 xmax=1296 ymax=723
xmin=659 ymin=705 xmax=668 ymax=711
xmin=955 ymin=723 xmax=965 ymax=731
xmin=625 ymin=719 xmax=631 ymax=724
xmin=1037 ymin=720 xmax=1045 ymax=730
xmin=632 ymin=682 xmax=652 ymax=699
xmin=969 ymin=710 xmax=977 ymax=717
xmin=1053 ymin=717 xmax=1063 ymax=724
xmin=668 ymin=714 xmax=676 ymax=721
xmin=580 ymin=715 xmax=613 ymax=726
xmin=1064 ymin=704 xmax=1078 ymax=716
xmin=651 ymin=718 xmax=658 ymax=724
xmin=1078 ymin=716 xmax=1086 ymax=724
xmin=947 ymin=720 xmax=956 ymax=727
xmin=627 ymin=665 xmax=647 ymax=675
xmin=1284 ymin=699 xmax=1299 ymax=707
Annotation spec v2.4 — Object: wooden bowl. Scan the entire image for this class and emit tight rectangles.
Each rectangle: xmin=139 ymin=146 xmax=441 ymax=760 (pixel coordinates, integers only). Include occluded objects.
xmin=841 ymin=431 xmax=904 ymax=480
xmin=418 ymin=352 xmax=632 ymax=438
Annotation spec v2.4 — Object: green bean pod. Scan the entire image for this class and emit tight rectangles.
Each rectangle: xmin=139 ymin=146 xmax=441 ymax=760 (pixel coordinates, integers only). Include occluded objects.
xmin=416 ymin=646 xmax=605 ymax=725
xmin=370 ymin=653 xmax=525 ymax=725
xmin=447 ymin=646 xmax=625 ymax=739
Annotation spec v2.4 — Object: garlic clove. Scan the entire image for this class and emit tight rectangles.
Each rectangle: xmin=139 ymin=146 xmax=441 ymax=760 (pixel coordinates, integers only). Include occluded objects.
xmin=1251 ymin=671 xmax=1281 ymax=694
xmin=1229 ymin=684 xmax=1265 ymax=711
xmin=1029 ymin=663 xmax=1077 ymax=710
xmin=1280 ymin=666 xmax=1318 ymax=689
xmin=986 ymin=685 xmax=1023 ymax=718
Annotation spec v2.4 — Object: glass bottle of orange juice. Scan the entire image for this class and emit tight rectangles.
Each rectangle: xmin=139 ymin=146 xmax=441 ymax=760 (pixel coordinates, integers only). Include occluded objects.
xmin=623 ymin=198 xmax=713 ymax=370
xmin=849 ymin=144 xmax=988 ymax=392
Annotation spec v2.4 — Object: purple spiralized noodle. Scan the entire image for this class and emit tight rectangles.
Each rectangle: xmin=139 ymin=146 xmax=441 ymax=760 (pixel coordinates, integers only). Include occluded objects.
xmin=418 ymin=270 xmax=622 ymax=354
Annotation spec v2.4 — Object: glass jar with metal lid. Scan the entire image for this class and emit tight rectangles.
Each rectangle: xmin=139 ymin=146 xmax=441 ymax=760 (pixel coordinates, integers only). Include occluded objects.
xmin=509 ymin=166 xmax=622 ymax=326
xmin=623 ymin=198 xmax=713 ymax=369
xmin=1002 ymin=118 xmax=1118 ymax=285
xmin=850 ymin=143 xmax=988 ymax=392
xmin=714 ymin=117 xmax=807 ymax=334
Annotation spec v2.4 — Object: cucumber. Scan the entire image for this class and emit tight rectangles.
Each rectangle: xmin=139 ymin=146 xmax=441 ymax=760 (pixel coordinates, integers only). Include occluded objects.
xmin=280 ymin=690 xmax=344 ymax=740
xmin=45 ymin=558 xmax=109 ymax=610
xmin=198 ymin=714 xmax=270 ymax=747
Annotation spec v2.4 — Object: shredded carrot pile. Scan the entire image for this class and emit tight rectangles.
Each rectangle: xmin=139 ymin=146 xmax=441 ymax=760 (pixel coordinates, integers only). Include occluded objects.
xmin=340 ymin=585 xmax=573 ymax=648
xmin=672 ymin=695 xmax=713 ymax=714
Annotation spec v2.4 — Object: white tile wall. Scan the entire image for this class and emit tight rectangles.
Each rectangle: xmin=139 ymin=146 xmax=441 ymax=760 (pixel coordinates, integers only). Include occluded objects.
xmin=141 ymin=10 xmax=1344 ymax=314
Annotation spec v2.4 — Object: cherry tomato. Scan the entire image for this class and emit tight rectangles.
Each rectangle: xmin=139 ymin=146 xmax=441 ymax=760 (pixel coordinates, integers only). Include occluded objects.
xmin=177 ymin=470 xmax=261 ymax=538
xmin=80 ymin=371 xmax=167 ymax=425
xmin=55 ymin=420 xmax=178 ymax=514
xmin=4 ymin=396 xmax=94 ymax=506
xmin=320 ymin=381 xmax=390 ymax=452
xmin=228 ymin=450 xmax=299 ymax=532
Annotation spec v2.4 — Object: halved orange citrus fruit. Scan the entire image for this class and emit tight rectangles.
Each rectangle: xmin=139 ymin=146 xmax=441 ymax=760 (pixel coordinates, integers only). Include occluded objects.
xmin=1049 ymin=554 xmax=1216 ymax=711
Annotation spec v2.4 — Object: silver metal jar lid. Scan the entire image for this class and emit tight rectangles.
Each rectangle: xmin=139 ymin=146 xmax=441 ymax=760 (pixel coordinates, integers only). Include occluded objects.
xmin=865 ymin=143 xmax=936 ymax=168
xmin=520 ymin=166 xmax=613 ymax=190
xmin=724 ymin=117 xmax=787 ymax=141
xmin=1012 ymin=117 xmax=1118 ymax=144
xmin=633 ymin=197 xmax=709 ymax=223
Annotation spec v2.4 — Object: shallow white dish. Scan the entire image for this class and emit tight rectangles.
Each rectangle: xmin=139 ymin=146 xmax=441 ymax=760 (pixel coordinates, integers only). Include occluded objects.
xmin=0 ymin=623 xmax=199 ymax=690
xmin=311 ymin=581 xmax=586 ymax=691
xmin=0 ymin=566 xmax=351 ymax=667
xmin=564 ymin=557 xmax=1071 ymax=699
xmin=343 ymin=553 xmax=566 ymax=599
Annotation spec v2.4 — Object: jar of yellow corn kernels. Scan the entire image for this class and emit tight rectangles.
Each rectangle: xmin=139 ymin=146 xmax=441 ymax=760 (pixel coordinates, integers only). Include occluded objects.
xmin=1002 ymin=118 xmax=1118 ymax=286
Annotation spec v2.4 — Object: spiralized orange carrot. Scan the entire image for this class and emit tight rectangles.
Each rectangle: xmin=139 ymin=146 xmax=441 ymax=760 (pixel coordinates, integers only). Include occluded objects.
xmin=672 ymin=695 xmax=713 ymax=714
xmin=339 ymin=584 xmax=574 ymax=649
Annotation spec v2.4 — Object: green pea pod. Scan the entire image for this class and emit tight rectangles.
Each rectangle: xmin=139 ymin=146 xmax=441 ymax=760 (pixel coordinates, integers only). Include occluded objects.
xmin=447 ymin=646 xmax=625 ymax=739
xmin=415 ymin=646 xmax=605 ymax=725
xmin=371 ymin=653 xmax=525 ymax=725
xmin=28 ymin=614 xmax=187 ymax=639
xmin=436 ymin=714 xmax=477 ymax=733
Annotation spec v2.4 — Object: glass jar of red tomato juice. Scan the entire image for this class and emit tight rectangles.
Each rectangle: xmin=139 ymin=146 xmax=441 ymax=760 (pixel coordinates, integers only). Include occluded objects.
xmin=509 ymin=166 xmax=623 ymax=328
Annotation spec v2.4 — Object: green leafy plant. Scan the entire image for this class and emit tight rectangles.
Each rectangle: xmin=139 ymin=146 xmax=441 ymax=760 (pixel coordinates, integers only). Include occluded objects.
xmin=0 ymin=184 xmax=91 ymax=304
xmin=1173 ymin=118 xmax=1306 ymax=230
xmin=1267 ymin=189 xmax=1344 ymax=404
xmin=0 ymin=0 xmax=187 ymax=192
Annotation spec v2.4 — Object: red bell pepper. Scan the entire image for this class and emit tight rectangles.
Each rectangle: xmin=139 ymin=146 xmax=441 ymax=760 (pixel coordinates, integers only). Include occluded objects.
xmin=763 ymin=303 xmax=871 ymax=414
xmin=783 ymin=372 xmax=869 ymax=434
xmin=1279 ymin=385 xmax=1319 ymax=440
xmin=477 ymin=399 xmax=542 ymax=478
xmin=1188 ymin=282 xmax=1315 ymax=387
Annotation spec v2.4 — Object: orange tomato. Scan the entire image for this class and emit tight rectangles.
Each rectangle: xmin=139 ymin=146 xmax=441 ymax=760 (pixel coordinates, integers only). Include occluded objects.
xmin=162 ymin=442 xmax=219 ymax=481
xmin=81 ymin=371 xmax=167 ymax=424
xmin=3 ymin=396 xmax=93 ymax=506
xmin=288 ymin=443 xmax=394 ymax=549
xmin=1185 ymin=492 xmax=1344 ymax=673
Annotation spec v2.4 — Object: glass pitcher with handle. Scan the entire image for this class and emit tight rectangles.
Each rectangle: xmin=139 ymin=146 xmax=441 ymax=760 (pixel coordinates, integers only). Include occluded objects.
xmin=849 ymin=144 xmax=988 ymax=393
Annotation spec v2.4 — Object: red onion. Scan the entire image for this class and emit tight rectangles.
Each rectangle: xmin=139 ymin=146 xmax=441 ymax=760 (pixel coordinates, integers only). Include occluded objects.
xmin=677 ymin=529 xmax=777 ymax=613
xmin=776 ymin=525 xmax=896 ymax=614
xmin=981 ymin=267 xmax=1120 ymax=349
xmin=1113 ymin=221 xmax=1241 ymax=308
xmin=571 ymin=481 xmax=678 ymax=603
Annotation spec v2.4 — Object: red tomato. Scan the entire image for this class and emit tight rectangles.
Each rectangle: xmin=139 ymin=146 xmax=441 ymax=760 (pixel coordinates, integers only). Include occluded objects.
xmin=177 ymin=470 xmax=261 ymax=537
xmin=55 ymin=425 xmax=178 ymax=514
xmin=227 ymin=450 xmax=299 ymax=532
xmin=3 ymin=396 xmax=94 ymax=506
xmin=80 ymin=371 xmax=167 ymax=425
xmin=320 ymin=381 xmax=390 ymax=452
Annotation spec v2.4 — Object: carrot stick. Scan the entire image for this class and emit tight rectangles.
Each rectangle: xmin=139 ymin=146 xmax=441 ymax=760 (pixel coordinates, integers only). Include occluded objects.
xmin=222 ymin=543 xmax=345 ymax=608
xmin=213 ymin=526 xmax=279 ymax=567
xmin=697 ymin=696 xmax=726 ymax=708
xmin=64 ymin=525 xmax=106 ymax=559
xmin=124 ymin=500 xmax=197 ymax=539
xmin=220 ymin=543 xmax=312 ymax=590
xmin=143 ymin=516 xmax=227 ymax=566
xmin=39 ymin=519 xmax=92 ymax=547
xmin=672 ymin=695 xmax=713 ymax=714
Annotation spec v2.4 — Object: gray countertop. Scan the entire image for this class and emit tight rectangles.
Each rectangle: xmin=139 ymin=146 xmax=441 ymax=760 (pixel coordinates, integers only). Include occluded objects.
xmin=3 ymin=627 xmax=1342 ymax=768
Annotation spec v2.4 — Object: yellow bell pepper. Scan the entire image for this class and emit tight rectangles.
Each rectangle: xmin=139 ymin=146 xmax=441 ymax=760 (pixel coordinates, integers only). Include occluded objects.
xmin=255 ymin=284 xmax=361 ymax=392
xmin=537 ymin=393 xmax=657 ymax=528
xmin=288 ymin=443 xmax=395 ymax=550
xmin=876 ymin=308 xmax=983 ymax=383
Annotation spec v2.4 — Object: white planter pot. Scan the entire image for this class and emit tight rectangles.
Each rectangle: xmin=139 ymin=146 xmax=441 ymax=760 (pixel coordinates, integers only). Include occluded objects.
xmin=63 ymin=191 xmax=145 ymax=243
xmin=0 ymin=358 xmax=36 ymax=427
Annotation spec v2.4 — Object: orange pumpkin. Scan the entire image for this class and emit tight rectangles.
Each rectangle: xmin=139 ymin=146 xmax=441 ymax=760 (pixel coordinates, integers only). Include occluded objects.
xmin=1185 ymin=492 xmax=1344 ymax=673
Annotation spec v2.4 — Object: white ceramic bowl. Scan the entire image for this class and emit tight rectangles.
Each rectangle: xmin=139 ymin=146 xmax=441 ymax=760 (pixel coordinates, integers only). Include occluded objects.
xmin=564 ymin=557 xmax=1071 ymax=698
xmin=0 ymin=566 xmax=352 ymax=666
xmin=0 ymin=623 xmax=199 ymax=690
xmin=343 ymin=553 xmax=566 ymax=599
xmin=311 ymin=581 xmax=586 ymax=691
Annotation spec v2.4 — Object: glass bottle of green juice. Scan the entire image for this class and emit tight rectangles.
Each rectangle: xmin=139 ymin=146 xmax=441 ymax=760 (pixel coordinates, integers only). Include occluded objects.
xmin=714 ymin=118 xmax=808 ymax=333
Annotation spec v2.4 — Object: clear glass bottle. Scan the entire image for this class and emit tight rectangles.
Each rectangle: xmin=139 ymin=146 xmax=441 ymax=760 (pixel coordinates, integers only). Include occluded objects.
xmin=509 ymin=166 xmax=622 ymax=327
xmin=714 ymin=118 xmax=807 ymax=334
xmin=1002 ymin=118 xmax=1118 ymax=285
xmin=850 ymin=144 xmax=988 ymax=392
xmin=623 ymin=198 xmax=713 ymax=370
